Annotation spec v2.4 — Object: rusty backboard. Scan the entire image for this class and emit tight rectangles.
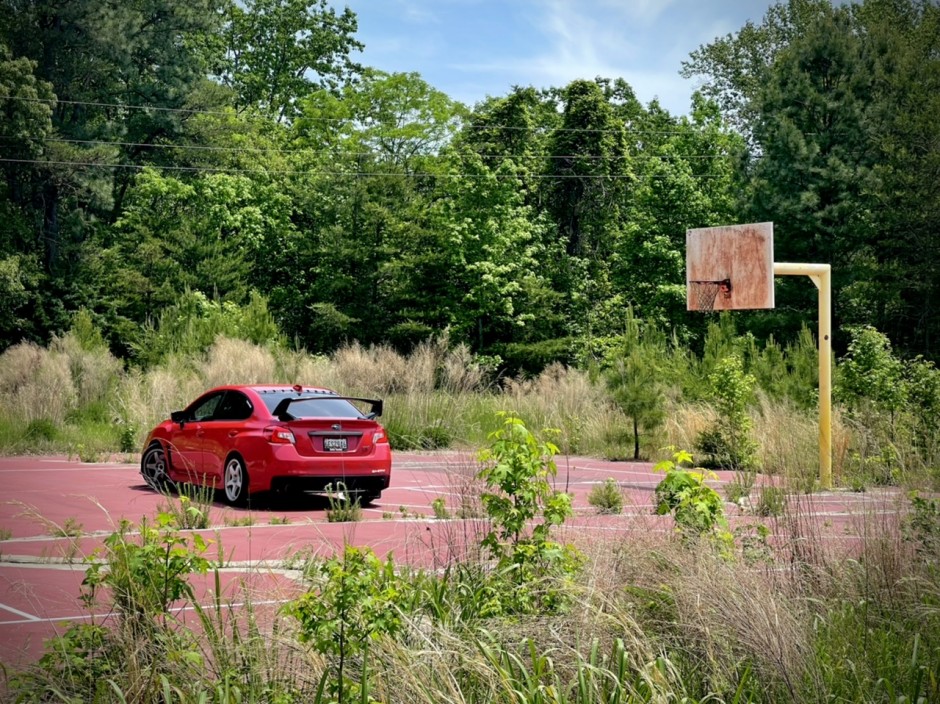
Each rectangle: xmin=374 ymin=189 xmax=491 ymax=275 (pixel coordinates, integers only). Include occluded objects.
xmin=686 ymin=222 xmax=774 ymax=311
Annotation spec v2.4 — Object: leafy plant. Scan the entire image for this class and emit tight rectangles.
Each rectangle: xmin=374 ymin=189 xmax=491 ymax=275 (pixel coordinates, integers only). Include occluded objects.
xmin=75 ymin=442 xmax=100 ymax=463
xmin=24 ymin=418 xmax=57 ymax=442
xmin=588 ymin=478 xmax=624 ymax=514
xmin=697 ymin=355 xmax=759 ymax=473
xmin=159 ymin=482 xmax=213 ymax=530
xmin=724 ymin=479 xmax=751 ymax=505
xmin=81 ymin=513 xmax=212 ymax=623
xmin=286 ymin=546 xmax=402 ymax=703
xmin=755 ymin=485 xmax=787 ymax=517
xmin=654 ymin=448 xmax=729 ymax=541
xmin=431 ymin=496 xmax=450 ymax=519
xmin=477 ymin=412 xmax=582 ymax=614
xmin=602 ymin=308 xmax=668 ymax=460
xmin=117 ymin=419 xmax=138 ymax=453
xmin=51 ymin=517 xmax=83 ymax=538
xmin=905 ymin=492 xmax=940 ymax=564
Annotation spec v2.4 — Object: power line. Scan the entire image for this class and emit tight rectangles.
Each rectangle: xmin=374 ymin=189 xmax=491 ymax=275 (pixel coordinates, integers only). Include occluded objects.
xmin=0 ymin=95 xmax=742 ymax=136
xmin=0 ymin=136 xmax=743 ymax=161
xmin=0 ymin=157 xmax=736 ymax=180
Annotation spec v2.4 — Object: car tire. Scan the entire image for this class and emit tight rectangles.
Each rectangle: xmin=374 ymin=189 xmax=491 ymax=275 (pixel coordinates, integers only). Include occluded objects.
xmin=141 ymin=442 xmax=173 ymax=492
xmin=223 ymin=455 xmax=249 ymax=507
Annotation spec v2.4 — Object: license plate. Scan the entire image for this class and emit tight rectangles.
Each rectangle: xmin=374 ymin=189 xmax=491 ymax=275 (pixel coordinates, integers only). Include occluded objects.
xmin=323 ymin=437 xmax=347 ymax=452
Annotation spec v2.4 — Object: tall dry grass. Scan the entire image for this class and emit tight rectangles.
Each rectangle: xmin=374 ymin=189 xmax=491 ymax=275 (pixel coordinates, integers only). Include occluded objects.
xmin=609 ymin=535 xmax=818 ymax=699
xmin=202 ymin=336 xmax=277 ymax=388
xmin=2 ymin=332 xmax=933 ymax=502
xmin=50 ymin=332 xmax=123 ymax=411
xmin=753 ymin=393 xmax=829 ymax=487
xmin=0 ymin=341 xmax=76 ymax=424
xmin=503 ymin=363 xmax=619 ymax=456
xmin=112 ymin=367 xmax=205 ymax=446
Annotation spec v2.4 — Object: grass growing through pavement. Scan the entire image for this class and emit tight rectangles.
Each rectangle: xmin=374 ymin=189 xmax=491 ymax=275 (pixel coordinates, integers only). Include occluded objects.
xmin=6 ymin=480 xmax=940 ymax=703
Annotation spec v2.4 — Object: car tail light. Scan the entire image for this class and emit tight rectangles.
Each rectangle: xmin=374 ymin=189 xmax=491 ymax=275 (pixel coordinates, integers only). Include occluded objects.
xmin=372 ymin=428 xmax=388 ymax=445
xmin=266 ymin=426 xmax=295 ymax=444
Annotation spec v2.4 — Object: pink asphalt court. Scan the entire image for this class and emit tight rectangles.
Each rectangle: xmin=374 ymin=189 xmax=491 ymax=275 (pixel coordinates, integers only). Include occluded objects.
xmin=0 ymin=453 xmax=904 ymax=667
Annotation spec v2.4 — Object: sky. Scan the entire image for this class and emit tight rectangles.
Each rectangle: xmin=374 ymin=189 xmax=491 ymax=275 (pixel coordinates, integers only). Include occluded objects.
xmin=343 ymin=0 xmax=779 ymax=116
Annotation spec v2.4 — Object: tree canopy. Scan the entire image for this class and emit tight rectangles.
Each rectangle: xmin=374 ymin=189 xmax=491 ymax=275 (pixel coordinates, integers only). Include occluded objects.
xmin=0 ymin=0 xmax=937 ymax=368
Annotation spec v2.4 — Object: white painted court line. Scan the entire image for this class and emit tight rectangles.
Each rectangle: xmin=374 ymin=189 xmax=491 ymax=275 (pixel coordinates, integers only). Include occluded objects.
xmin=0 ymin=598 xmax=289 ymax=626
xmin=0 ymin=602 xmax=41 ymax=621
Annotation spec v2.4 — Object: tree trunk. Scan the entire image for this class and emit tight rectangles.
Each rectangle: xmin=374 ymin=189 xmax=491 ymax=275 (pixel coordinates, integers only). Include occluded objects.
xmin=633 ymin=416 xmax=640 ymax=460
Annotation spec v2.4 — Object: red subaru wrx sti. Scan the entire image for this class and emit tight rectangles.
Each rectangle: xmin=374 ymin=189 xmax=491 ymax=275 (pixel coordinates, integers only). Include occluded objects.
xmin=140 ymin=385 xmax=391 ymax=506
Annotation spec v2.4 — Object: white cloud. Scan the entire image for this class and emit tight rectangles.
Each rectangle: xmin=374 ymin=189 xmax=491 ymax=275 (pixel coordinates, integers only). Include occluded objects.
xmin=445 ymin=0 xmax=693 ymax=111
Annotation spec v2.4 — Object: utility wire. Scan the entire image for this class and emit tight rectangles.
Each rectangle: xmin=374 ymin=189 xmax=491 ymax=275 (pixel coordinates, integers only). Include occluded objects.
xmin=0 ymin=95 xmax=742 ymax=136
xmin=0 ymin=136 xmax=742 ymax=160
xmin=0 ymin=157 xmax=737 ymax=179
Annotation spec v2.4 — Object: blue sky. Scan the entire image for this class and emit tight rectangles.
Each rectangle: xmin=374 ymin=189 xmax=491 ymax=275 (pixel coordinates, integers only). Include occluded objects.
xmin=345 ymin=0 xmax=779 ymax=115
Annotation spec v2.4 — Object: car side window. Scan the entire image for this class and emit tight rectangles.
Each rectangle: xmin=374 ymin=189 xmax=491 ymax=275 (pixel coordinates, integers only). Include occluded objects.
xmin=190 ymin=393 xmax=223 ymax=422
xmin=215 ymin=391 xmax=253 ymax=421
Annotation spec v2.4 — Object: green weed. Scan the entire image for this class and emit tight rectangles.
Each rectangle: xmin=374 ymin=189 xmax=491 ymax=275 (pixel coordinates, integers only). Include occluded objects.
xmin=588 ymin=478 xmax=624 ymax=514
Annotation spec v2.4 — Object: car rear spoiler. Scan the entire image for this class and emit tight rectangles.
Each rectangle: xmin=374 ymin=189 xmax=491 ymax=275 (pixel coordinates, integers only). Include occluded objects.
xmin=272 ymin=396 xmax=384 ymax=422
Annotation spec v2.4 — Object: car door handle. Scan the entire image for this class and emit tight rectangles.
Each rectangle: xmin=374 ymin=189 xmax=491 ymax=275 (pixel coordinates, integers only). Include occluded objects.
xmin=228 ymin=431 xmax=239 ymax=437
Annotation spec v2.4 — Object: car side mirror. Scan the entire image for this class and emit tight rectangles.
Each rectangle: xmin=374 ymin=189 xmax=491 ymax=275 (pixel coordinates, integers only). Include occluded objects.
xmin=170 ymin=410 xmax=187 ymax=426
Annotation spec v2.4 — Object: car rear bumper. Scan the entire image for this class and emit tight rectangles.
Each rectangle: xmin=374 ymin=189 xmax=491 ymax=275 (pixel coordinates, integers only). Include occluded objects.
xmin=250 ymin=445 xmax=392 ymax=494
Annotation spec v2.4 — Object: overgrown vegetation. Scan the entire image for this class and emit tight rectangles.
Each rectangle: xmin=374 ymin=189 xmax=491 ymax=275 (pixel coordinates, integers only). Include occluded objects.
xmin=3 ymin=0 xmax=940 ymax=696
xmin=7 ymin=453 xmax=940 ymax=703
xmin=1 ymin=313 xmax=938 ymax=493
xmin=588 ymin=478 xmax=625 ymax=515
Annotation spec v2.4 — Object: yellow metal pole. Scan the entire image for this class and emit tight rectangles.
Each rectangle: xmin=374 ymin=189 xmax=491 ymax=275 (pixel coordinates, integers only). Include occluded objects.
xmin=773 ymin=263 xmax=832 ymax=489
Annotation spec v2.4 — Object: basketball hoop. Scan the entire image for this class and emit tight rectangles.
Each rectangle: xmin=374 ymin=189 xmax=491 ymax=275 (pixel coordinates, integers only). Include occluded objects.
xmin=689 ymin=279 xmax=732 ymax=312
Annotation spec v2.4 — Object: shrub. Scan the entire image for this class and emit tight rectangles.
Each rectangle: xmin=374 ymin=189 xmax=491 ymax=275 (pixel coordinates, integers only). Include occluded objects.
xmin=158 ymin=482 xmax=214 ymax=530
xmin=477 ymin=413 xmax=581 ymax=614
xmin=755 ymin=485 xmax=788 ymax=517
xmin=495 ymin=337 xmax=575 ymax=377
xmin=81 ymin=513 xmax=211 ymax=621
xmin=588 ymin=478 xmax=624 ymax=514
xmin=287 ymin=546 xmax=402 ymax=702
xmin=431 ymin=497 xmax=450 ymax=519
xmin=696 ymin=355 xmax=759 ymax=472
xmin=654 ymin=449 xmax=729 ymax=542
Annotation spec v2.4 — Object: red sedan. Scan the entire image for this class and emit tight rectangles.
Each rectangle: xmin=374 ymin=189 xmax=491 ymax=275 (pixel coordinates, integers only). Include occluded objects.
xmin=140 ymin=385 xmax=391 ymax=506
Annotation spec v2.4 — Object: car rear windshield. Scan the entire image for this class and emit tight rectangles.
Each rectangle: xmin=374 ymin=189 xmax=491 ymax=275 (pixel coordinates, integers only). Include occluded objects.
xmin=258 ymin=391 xmax=365 ymax=419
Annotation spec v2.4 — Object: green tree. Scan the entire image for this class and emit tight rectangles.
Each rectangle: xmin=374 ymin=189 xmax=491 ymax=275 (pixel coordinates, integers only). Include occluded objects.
xmin=745 ymin=4 xmax=880 ymax=350
xmin=680 ymin=0 xmax=833 ymax=137
xmin=603 ymin=309 xmax=668 ymax=460
xmin=547 ymin=80 xmax=633 ymax=262
xmin=287 ymin=546 xmax=401 ymax=703
xmin=477 ymin=414 xmax=580 ymax=614
xmin=617 ymin=94 xmax=744 ymax=335
xmin=281 ymin=72 xmax=467 ymax=351
xmin=836 ymin=325 xmax=906 ymax=416
xmin=684 ymin=0 xmax=940 ymax=358
xmin=697 ymin=355 xmax=759 ymax=471
xmin=856 ymin=0 xmax=940 ymax=355
xmin=220 ymin=0 xmax=362 ymax=121
xmin=82 ymin=169 xmax=293 ymax=352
